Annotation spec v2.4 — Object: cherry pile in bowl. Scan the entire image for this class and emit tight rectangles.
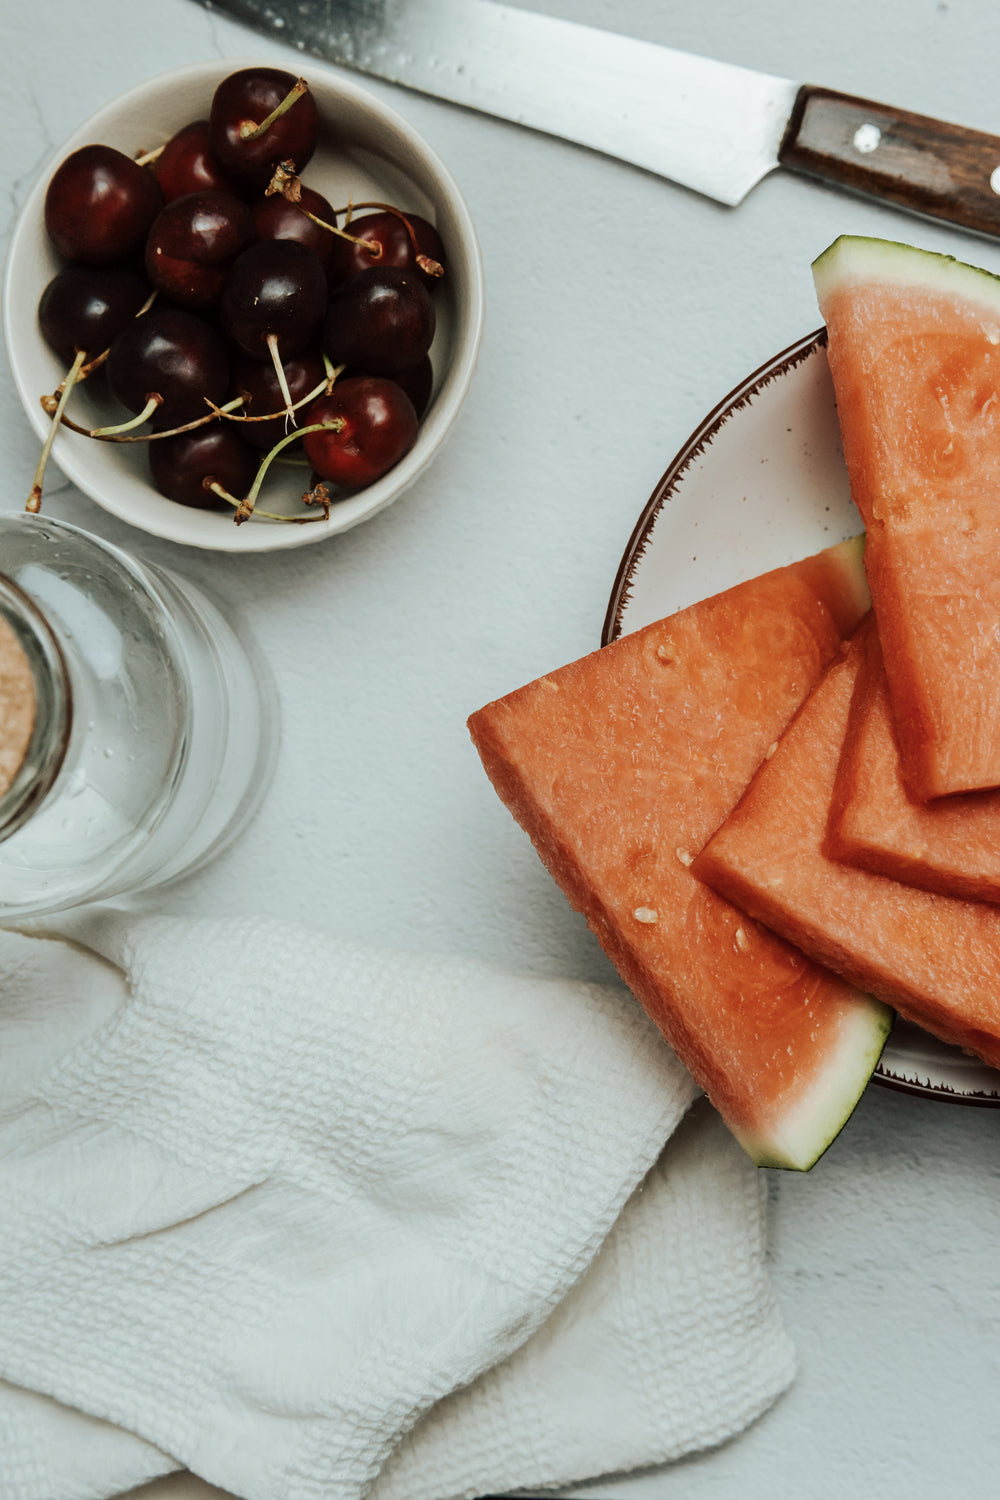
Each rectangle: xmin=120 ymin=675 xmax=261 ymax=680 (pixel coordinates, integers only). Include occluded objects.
xmin=32 ymin=65 xmax=447 ymax=525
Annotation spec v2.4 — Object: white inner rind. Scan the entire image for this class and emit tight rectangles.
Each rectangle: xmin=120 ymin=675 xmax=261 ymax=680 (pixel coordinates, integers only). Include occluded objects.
xmin=735 ymin=994 xmax=893 ymax=1171
xmin=812 ymin=234 xmax=1000 ymax=317
xmin=731 ymin=533 xmax=881 ymax=1171
xmin=828 ymin=533 xmax=871 ymax=618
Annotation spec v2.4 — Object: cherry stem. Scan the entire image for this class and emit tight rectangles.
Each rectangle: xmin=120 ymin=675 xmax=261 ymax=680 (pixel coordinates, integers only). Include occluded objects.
xmin=234 ymin=419 xmax=344 ymax=524
xmin=219 ymin=364 xmax=343 ymax=427
xmin=209 ymin=480 xmax=325 ymax=524
xmin=265 ymin=332 xmax=296 ymax=424
xmin=303 ymin=479 xmax=332 ymax=518
xmin=134 ymin=144 xmax=165 ymax=167
xmin=265 ymin=159 xmax=300 ymax=198
xmin=91 ymin=394 xmax=163 ymax=436
xmin=322 ymin=354 xmax=343 ymax=393
xmin=332 ymin=199 xmax=444 ymax=278
xmin=79 ymin=348 xmax=109 ymax=380
xmin=57 ymin=395 xmax=246 ymax=443
xmin=47 ymin=348 xmax=106 ymax=402
xmin=265 ymin=164 xmax=383 ymax=255
xmin=304 ymin=209 xmax=381 ymax=255
xmin=239 ymin=78 xmax=309 ymax=140
xmin=27 ymin=349 xmax=87 ymax=511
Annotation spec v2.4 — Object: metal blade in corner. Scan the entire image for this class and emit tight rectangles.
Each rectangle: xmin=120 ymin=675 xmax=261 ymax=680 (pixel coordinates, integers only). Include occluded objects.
xmin=198 ymin=0 xmax=798 ymax=205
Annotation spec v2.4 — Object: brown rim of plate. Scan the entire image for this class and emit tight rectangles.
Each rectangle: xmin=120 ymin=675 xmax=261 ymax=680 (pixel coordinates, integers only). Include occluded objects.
xmin=874 ymin=1070 xmax=1000 ymax=1107
xmin=600 ymin=325 xmax=1000 ymax=1108
xmin=602 ymin=325 xmax=828 ymax=647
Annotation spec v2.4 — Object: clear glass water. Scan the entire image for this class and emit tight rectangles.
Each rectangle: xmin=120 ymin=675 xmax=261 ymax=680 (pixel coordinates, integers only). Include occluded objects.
xmin=0 ymin=512 xmax=278 ymax=917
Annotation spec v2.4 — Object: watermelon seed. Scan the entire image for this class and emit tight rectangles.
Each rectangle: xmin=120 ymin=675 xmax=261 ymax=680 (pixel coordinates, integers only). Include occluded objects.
xmin=633 ymin=906 xmax=659 ymax=924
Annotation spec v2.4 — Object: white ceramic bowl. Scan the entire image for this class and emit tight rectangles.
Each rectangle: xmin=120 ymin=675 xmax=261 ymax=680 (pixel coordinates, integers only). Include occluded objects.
xmin=4 ymin=58 xmax=484 ymax=552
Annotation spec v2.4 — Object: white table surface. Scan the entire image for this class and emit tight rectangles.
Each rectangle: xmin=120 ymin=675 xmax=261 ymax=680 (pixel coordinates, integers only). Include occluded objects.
xmin=4 ymin=2 xmax=1000 ymax=1497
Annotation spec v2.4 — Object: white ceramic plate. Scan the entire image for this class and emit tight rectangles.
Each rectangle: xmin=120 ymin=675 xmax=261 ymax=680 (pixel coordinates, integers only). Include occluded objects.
xmin=604 ymin=328 xmax=1000 ymax=1106
xmin=3 ymin=57 xmax=484 ymax=552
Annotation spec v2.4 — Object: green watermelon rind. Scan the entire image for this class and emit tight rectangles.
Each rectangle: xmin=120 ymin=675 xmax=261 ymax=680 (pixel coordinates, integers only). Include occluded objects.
xmin=743 ymin=531 xmax=886 ymax=1172
xmin=812 ymin=234 xmax=1000 ymax=320
xmin=736 ymin=994 xmax=893 ymax=1172
xmin=700 ymin=532 xmax=885 ymax=1172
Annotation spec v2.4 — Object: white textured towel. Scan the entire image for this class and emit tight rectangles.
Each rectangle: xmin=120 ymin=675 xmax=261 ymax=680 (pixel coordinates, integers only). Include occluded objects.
xmin=0 ymin=910 xmax=794 ymax=1500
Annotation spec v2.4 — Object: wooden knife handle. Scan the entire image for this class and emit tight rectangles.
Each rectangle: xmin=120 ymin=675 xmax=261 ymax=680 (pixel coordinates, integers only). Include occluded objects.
xmin=779 ymin=85 xmax=1000 ymax=237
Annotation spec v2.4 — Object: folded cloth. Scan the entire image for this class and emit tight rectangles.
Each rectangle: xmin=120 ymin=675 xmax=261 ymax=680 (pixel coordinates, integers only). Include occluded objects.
xmin=0 ymin=911 xmax=794 ymax=1500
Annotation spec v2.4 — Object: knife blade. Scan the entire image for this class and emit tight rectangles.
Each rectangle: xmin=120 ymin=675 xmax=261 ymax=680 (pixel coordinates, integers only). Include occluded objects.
xmin=201 ymin=0 xmax=1000 ymax=237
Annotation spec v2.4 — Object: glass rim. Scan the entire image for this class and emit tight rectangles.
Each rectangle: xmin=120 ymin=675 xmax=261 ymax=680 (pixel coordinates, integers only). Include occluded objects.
xmin=0 ymin=571 xmax=73 ymax=843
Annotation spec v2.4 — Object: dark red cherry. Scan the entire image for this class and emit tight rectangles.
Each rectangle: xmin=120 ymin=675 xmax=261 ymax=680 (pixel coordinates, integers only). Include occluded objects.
xmin=149 ymin=425 xmax=259 ymax=509
xmin=106 ymin=306 xmax=230 ymax=430
xmin=327 ymin=210 xmax=445 ymax=293
xmin=252 ymin=185 xmax=338 ymax=268
xmin=341 ymin=353 xmax=433 ymax=419
xmin=208 ymin=68 xmax=319 ymax=192
xmin=322 ymin=266 xmax=435 ymax=377
xmin=144 ymin=191 xmax=254 ymax=310
xmin=302 ymin=376 xmax=418 ymax=489
xmin=44 ymin=144 xmax=162 ymax=265
xmin=221 ymin=239 xmax=327 ymax=360
xmin=389 ymin=354 xmax=433 ymax=419
xmin=154 ymin=120 xmax=242 ymax=203
xmin=231 ymin=349 xmax=326 ymax=449
xmin=38 ymin=264 xmax=150 ymax=365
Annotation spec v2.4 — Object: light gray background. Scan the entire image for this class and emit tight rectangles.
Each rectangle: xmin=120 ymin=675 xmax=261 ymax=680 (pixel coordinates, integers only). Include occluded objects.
xmin=4 ymin=1 xmax=1000 ymax=1496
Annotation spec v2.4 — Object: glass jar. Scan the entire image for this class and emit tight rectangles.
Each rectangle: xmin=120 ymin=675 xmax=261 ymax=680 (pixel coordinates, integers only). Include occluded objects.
xmin=0 ymin=511 xmax=278 ymax=918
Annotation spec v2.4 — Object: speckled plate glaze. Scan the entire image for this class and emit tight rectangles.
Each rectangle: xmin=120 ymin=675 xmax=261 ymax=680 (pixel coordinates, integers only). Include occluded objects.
xmin=604 ymin=327 xmax=1000 ymax=1106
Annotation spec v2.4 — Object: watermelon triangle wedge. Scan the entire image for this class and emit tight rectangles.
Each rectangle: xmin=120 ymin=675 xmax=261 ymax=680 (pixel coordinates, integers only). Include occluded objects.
xmin=814 ymin=234 xmax=1000 ymax=799
xmin=469 ymin=539 xmax=891 ymax=1171
xmin=694 ymin=617 xmax=1000 ymax=1072
xmin=829 ymin=618 xmax=1000 ymax=903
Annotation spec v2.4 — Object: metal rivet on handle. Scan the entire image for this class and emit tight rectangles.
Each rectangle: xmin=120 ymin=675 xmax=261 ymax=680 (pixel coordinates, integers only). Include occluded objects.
xmin=990 ymin=165 xmax=1000 ymax=196
xmin=852 ymin=123 xmax=882 ymax=154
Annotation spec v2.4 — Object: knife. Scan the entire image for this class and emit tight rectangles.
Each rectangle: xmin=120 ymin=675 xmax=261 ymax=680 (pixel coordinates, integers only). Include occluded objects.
xmin=200 ymin=0 xmax=1000 ymax=237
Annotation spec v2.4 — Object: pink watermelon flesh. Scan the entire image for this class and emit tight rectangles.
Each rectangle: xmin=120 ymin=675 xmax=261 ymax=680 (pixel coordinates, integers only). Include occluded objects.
xmin=829 ymin=619 xmax=1000 ymax=903
xmin=469 ymin=538 xmax=890 ymax=1171
xmin=814 ymin=235 xmax=1000 ymax=799
xmin=694 ymin=617 xmax=1000 ymax=1071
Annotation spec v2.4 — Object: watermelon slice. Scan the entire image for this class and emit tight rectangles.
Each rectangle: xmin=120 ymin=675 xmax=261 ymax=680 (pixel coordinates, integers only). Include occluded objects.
xmin=829 ymin=620 xmax=1000 ymax=903
xmin=468 ymin=539 xmax=890 ymax=1171
xmin=694 ymin=618 xmax=1000 ymax=1071
xmin=814 ymin=235 xmax=1000 ymax=799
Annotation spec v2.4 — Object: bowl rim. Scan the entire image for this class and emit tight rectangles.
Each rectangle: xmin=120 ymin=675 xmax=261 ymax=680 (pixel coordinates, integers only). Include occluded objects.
xmin=3 ymin=55 xmax=485 ymax=553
